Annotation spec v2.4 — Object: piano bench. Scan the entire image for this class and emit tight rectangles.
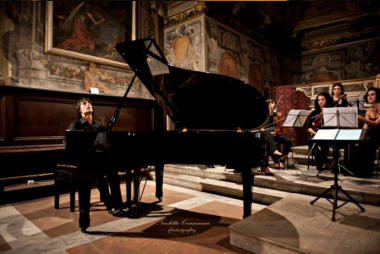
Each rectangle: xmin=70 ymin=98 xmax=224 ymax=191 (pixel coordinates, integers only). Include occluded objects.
xmin=54 ymin=163 xmax=78 ymax=212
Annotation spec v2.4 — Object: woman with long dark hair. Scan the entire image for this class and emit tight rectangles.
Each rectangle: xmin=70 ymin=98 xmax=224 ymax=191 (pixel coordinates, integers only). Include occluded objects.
xmin=352 ymin=87 xmax=380 ymax=177
xmin=307 ymin=92 xmax=333 ymax=171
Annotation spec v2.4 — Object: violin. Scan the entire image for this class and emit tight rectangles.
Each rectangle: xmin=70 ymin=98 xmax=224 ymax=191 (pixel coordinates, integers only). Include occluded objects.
xmin=311 ymin=113 xmax=322 ymax=131
xmin=274 ymin=112 xmax=288 ymax=135
xmin=271 ymin=95 xmax=287 ymax=135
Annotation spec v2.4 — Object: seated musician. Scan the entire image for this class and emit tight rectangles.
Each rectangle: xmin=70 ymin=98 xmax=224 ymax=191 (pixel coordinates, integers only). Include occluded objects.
xmin=307 ymin=92 xmax=334 ymax=171
xmin=331 ymin=82 xmax=349 ymax=107
xmin=354 ymin=87 xmax=380 ymax=177
xmin=331 ymin=82 xmax=353 ymax=165
xmin=268 ymin=99 xmax=293 ymax=169
xmin=67 ymin=97 xmax=127 ymax=232
xmin=259 ymin=99 xmax=284 ymax=175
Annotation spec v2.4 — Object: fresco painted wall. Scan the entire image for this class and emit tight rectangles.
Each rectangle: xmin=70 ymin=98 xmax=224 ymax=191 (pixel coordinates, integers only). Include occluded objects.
xmin=296 ymin=1 xmax=380 ymax=84
xmin=0 ymin=1 xmax=154 ymax=99
xmin=301 ymin=39 xmax=380 ymax=83
xmin=163 ymin=14 xmax=284 ymax=95
xmin=205 ymin=17 xmax=283 ymax=94
xmin=164 ymin=16 xmax=205 ymax=72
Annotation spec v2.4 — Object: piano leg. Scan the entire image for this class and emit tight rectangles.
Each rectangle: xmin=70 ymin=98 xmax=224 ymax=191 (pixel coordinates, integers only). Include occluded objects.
xmin=125 ymin=169 xmax=132 ymax=207
xmin=240 ymin=167 xmax=253 ymax=218
xmin=155 ymin=163 xmax=164 ymax=202
xmin=130 ymin=167 xmax=140 ymax=217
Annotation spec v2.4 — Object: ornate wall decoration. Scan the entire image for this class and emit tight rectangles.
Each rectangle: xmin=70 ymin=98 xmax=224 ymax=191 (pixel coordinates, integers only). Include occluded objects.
xmin=302 ymin=52 xmax=341 ymax=83
xmin=164 ymin=17 xmax=204 ymax=71
xmin=248 ymin=64 xmax=263 ymax=93
xmin=45 ymin=1 xmax=135 ymax=69
xmin=164 ymin=2 xmax=206 ymax=27
xmin=218 ymin=52 xmax=239 ymax=79
xmin=221 ymin=32 xmax=239 ymax=52
xmin=301 ymin=40 xmax=380 ymax=83
xmin=172 ymin=35 xmax=190 ymax=64
xmin=0 ymin=1 xmax=155 ymax=100
xmin=204 ymin=17 xmax=283 ymax=90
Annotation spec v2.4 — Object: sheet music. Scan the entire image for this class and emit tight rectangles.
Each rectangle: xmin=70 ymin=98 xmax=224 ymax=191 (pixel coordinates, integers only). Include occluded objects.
xmin=336 ymin=129 xmax=363 ymax=141
xmin=313 ymin=129 xmax=339 ymax=140
xmin=298 ymin=110 xmax=312 ymax=127
xmin=323 ymin=107 xmax=358 ymax=128
xmin=283 ymin=109 xmax=311 ymax=127
xmin=283 ymin=112 xmax=297 ymax=127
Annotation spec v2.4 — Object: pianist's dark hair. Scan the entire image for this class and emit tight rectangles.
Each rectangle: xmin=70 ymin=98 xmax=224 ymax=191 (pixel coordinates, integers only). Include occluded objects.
xmin=364 ymin=87 xmax=380 ymax=103
xmin=76 ymin=97 xmax=94 ymax=118
xmin=314 ymin=92 xmax=333 ymax=113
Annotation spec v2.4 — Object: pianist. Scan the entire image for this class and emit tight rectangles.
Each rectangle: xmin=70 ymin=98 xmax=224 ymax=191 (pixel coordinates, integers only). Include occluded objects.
xmin=67 ymin=97 xmax=127 ymax=232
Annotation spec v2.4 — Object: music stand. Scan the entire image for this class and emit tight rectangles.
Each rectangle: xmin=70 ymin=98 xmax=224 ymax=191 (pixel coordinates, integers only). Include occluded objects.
xmin=348 ymin=96 xmax=366 ymax=114
xmin=282 ymin=110 xmax=311 ymax=172
xmin=310 ymin=108 xmax=365 ymax=221
xmin=282 ymin=109 xmax=311 ymax=128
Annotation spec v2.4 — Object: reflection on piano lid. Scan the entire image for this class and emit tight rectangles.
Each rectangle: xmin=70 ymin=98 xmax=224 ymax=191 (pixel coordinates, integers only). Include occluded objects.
xmin=116 ymin=38 xmax=268 ymax=131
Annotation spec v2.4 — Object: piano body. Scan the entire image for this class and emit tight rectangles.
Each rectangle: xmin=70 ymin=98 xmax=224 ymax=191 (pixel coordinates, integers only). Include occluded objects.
xmin=110 ymin=38 xmax=268 ymax=218
xmin=65 ymin=38 xmax=268 ymax=225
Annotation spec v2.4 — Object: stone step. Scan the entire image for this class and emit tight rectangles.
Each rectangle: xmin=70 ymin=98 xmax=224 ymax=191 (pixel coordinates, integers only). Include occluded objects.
xmin=291 ymin=153 xmax=314 ymax=166
xmin=162 ymin=164 xmax=380 ymax=206
xmin=290 ymin=153 xmax=333 ymax=166
xmin=292 ymin=145 xmax=337 ymax=157
xmin=292 ymin=145 xmax=309 ymax=155
xmin=156 ymin=171 xmax=287 ymax=205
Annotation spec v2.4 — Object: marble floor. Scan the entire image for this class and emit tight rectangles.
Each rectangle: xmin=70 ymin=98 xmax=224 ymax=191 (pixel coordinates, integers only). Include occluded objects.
xmin=0 ymin=181 xmax=266 ymax=254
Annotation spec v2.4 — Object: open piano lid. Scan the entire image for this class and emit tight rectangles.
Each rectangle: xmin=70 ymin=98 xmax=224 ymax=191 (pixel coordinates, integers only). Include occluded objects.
xmin=116 ymin=38 xmax=268 ymax=130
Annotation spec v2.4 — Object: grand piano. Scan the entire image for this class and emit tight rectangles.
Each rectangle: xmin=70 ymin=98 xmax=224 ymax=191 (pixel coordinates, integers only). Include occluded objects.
xmin=66 ymin=38 xmax=268 ymax=231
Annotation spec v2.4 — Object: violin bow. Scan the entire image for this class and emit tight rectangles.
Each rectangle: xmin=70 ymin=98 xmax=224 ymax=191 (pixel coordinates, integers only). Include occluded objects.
xmin=275 ymin=95 xmax=283 ymax=113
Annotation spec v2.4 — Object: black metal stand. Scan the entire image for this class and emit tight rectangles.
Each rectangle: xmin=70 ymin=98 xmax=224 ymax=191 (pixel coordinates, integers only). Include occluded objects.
xmin=310 ymin=147 xmax=365 ymax=221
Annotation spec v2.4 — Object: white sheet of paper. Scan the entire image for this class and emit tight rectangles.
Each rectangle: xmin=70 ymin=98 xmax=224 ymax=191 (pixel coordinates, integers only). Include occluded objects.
xmin=323 ymin=107 xmax=358 ymax=128
xmin=335 ymin=129 xmax=363 ymax=141
xmin=313 ymin=129 xmax=339 ymax=140
xmin=90 ymin=87 xmax=100 ymax=94
xmin=283 ymin=109 xmax=311 ymax=127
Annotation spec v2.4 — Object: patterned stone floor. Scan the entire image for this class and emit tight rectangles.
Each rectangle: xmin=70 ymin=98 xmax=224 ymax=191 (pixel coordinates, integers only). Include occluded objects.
xmin=0 ymin=181 xmax=266 ymax=254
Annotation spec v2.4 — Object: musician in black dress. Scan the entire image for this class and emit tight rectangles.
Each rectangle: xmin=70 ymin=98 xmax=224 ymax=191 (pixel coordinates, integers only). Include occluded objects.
xmin=307 ymin=92 xmax=333 ymax=171
xmin=67 ymin=97 xmax=126 ymax=232
xmin=331 ymin=82 xmax=349 ymax=107
xmin=354 ymin=87 xmax=380 ymax=177
xmin=259 ymin=99 xmax=283 ymax=175
xmin=269 ymin=99 xmax=293 ymax=169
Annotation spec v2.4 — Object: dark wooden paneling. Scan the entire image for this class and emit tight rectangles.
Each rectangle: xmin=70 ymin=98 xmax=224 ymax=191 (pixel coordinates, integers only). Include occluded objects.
xmin=0 ymin=85 xmax=161 ymax=147
xmin=0 ymin=85 xmax=162 ymax=178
